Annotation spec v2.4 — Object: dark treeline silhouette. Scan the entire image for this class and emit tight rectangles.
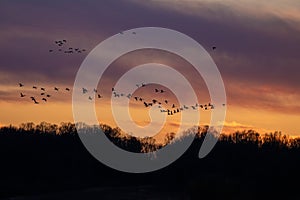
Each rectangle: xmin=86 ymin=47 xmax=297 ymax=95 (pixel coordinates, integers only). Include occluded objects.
xmin=0 ymin=122 xmax=300 ymax=199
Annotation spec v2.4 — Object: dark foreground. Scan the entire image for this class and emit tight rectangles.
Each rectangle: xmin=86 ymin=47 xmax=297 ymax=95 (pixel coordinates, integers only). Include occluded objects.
xmin=0 ymin=124 xmax=300 ymax=199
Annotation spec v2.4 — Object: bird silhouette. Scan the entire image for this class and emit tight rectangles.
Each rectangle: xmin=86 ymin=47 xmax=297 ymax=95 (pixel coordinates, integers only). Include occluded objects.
xmin=49 ymin=50 xmax=53 ymax=52
xmin=172 ymin=104 xmax=175 ymax=108
xmin=19 ymin=83 xmax=24 ymax=87
xmin=155 ymin=89 xmax=159 ymax=93
xmin=20 ymin=93 xmax=25 ymax=97
xmin=42 ymin=98 xmax=47 ymax=102
xmin=82 ymin=88 xmax=88 ymax=94
xmin=46 ymin=94 xmax=51 ymax=98
xmin=212 ymin=46 xmax=216 ymax=50
xmin=97 ymin=94 xmax=102 ymax=98
xmin=65 ymin=88 xmax=70 ymax=91
xmin=88 ymin=96 xmax=92 ymax=100
xmin=165 ymin=100 xmax=168 ymax=104
xmin=41 ymin=88 xmax=45 ymax=91
xmin=32 ymin=99 xmax=39 ymax=104
xmin=41 ymin=93 xmax=45 ymax=95
xmin=33 ymin=86 xmax=37 ymax=89
xmin=54 ymin=87 xmax=59 ymax=91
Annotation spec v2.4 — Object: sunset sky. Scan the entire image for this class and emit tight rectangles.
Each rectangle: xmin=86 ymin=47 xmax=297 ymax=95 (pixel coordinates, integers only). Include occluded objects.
xmin=0 ymin=0 xmax=299 ymax=139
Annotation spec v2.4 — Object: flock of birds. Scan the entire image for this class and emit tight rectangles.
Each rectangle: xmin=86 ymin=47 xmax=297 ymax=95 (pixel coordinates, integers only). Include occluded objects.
xmin=108 ymin=83 xmax=224 ymax=116
xmin=32 ymin=35 xmax=219 ymax=113
xmin=18 ymin=81 xmax=225 ymax=116
xmin=49 ymin=39 xmax=86 ymax=54
xmin=48 ymin=34 xmax=216 ymax=54
xmin=18 ymin=83 xmax=71 ymax=104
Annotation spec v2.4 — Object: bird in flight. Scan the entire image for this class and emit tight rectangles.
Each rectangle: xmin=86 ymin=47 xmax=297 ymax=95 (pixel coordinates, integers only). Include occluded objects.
xmin=41 ymin=88 xmax=45 ymax=91
xmin=32 ymin=98 xmax=39 ymax=104
xmin=54 ymin=87 xmax=59 ymax=91
xmin=212 ymin=46 xmax=216 ymax=50
xmin=144 ymin=102 xmax=149 ymax=107
xmin=19 ymin=83 xmax=24 ymax=87
xmin=20 ymin=93 xmax=25 ymax=97
xmin=42 ymin=98 xmax=47 ymax=102
xmin=33 ymin=86 xmax=37 ymax=89
xmin=82 ymin=88 xmax=88 ymax=94
xmin=65 ymin=88 xmax=70 ymax=91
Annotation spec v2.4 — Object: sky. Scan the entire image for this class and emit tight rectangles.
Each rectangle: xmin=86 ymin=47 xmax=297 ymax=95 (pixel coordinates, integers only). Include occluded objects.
xmin=0 ymin=0 xmax=299 ymax=140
